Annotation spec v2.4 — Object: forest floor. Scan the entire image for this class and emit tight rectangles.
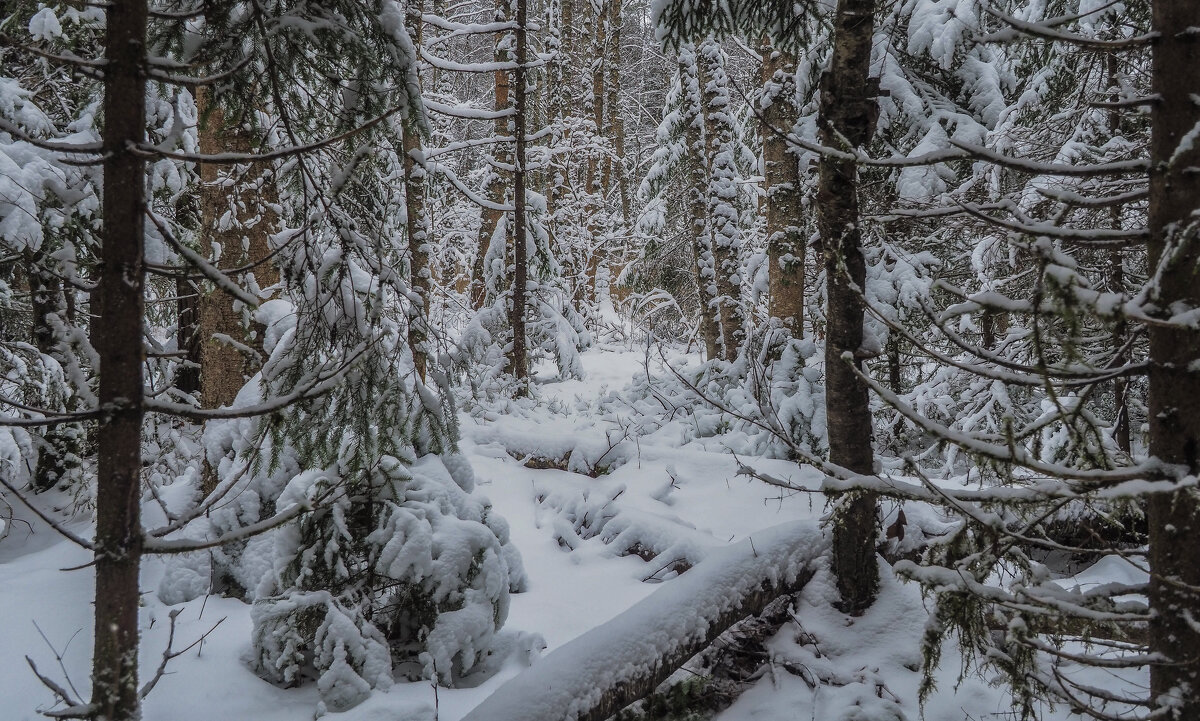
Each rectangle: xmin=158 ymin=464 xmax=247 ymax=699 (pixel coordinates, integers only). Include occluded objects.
xmin=0 ymin=342 xmax=1139 ymax=720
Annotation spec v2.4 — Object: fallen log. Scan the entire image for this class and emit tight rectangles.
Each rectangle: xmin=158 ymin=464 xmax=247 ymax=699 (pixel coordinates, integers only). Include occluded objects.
xmin=460 ymin=521 xmax=826 ymax=721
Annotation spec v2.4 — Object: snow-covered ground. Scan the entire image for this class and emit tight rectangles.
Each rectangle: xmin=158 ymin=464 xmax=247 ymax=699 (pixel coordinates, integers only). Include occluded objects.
xmin=0 ymin=344 xmax=1128 ymax=720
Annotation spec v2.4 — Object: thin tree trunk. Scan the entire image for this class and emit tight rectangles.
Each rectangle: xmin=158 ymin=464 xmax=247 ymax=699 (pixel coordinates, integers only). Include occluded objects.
xmin=760 ymin=38 xmax=804 ymax=334
xmin=470 ymin=2 xmax=513 ymax=310
xmin=581 ymin=0 xmax=609 ymax=305
xmin=28 ymin=253 xmax=78 ymax=491
xmin=93 ymin=1 xmax=148 ymax=717
xmin=404 ymin=2 xmax=431 ymax=382
xmin=546 ymin=0 xmax=567 ymax=221
xmin=679 ymin=46 xmax=720 ymax=360
xmin=1146 ymin=2 xmax=1200 ymax=716
xmin=1105 ymin=52 xmax=1129 ymax=454
xmin=818 ymin=0 xmax=879 ymax=614
xmin=175 ymin=276 xmax=201 ymax=397
xmin=605 ymin=0 xmax=631 ymax=226
xmin=508 ymin=0 xmax=529 ymax=389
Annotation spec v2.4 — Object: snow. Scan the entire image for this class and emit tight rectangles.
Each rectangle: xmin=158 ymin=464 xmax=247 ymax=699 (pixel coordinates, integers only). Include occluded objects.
xmin=0 ymin=345 xmax=1146 ymax=720
xmin=459 ymin=520 xmax=824 ymax=721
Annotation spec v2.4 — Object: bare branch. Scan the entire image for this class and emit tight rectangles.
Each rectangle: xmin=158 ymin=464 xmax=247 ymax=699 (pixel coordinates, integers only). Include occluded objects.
xmin=139 ymin=610 xmax=227 ymax=698
xmin=0 ymin=476 xmax=94 ymax=549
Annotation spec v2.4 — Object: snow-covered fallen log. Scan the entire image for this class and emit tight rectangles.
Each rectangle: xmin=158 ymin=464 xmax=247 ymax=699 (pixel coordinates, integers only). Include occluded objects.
xmin=460 ymin=521 xmax=826 ymax=721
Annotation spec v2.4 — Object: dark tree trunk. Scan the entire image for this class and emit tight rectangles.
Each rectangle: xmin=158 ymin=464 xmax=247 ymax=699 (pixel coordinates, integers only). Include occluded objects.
xmin=175 ymin=276 xmax=201 ymax=397
xmin=1146 ymin=2 xmax=1200 ymax=717
xmin=93 ymin=1 xmax=148 ymax=718
xmin=28 ymin=254 xmax=79 ymax=492
xmin=817 ymin=0 xmax=880 ymax=615
xmin=1105 ymin=52 xmax=1130 ymax=455
xmin=508 ymin=0 xmax=529 ymax=390
xmin=760 ymin=39 xmax=805 ymax=334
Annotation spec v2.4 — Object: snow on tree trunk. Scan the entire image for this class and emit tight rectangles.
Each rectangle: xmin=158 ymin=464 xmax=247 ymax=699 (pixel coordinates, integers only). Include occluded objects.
xmin=697 ymin=38 xmax=746 ymax=362
xmin=760 ymin=38 xmax=804 ymax=335
xmin=403 ymin=3 xmax=431 ymax=382
xmin=678 ymin=44 xmax=721 ymax=360
xmin=195 ymin=88 xmax=279 ymax=414
xmin=470 ymin=1 xmax=513 ymax=311
xmin=460 ymin=521 xmax=824 ymax=721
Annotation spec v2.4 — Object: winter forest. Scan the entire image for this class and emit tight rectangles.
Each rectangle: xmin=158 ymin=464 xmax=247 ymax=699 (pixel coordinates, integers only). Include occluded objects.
xmin=1 ymin=0 xmax=1198 ymax=719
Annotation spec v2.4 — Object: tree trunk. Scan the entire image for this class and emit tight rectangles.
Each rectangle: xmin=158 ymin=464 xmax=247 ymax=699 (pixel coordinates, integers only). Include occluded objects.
xmin=470 ymin=1 xmax=513 ymax=310
xmin=697 ymin=39 xmax=746 ymax=362
xmin=760 ymin=39 xmax=804 ymax=334
xmin=194 ymin=91 xmax=279 ymax=499
xmin=604 ymin=0 xmax=630 ymax=226
xmin=194 ymin=90 xmax=279 ymax=414
xmin=546 ymin=0 xmax=567 ymax=221
xmin=175 ymin=276 xmax=201 ymax=397
xmin=818 ymin=0 xmax=879 ymax=615
xmin=93 ymin=1 xmax=148 ymax=717
xmin=508 ymin=0 xmax=529 ymax=389
xmin=679 ymin=46 xmax=720 ymax=361
xmin=1146 ymin=1 xmax=1200 ymax=716
xmin=404 ymin=3 xmax=431 ymax=382
xmin=579 ymin=0 xmax=609 ymax=306
xmin=28 ymin=253 xmax=79 ymax=492
xmin=1105 ymin=51 xmax=1130 ymax=455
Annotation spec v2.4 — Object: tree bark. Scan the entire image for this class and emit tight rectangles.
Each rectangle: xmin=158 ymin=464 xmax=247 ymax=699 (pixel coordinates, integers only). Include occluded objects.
xmin=404 ymin=2 xmax=432 ymax=382
xmin=93 ymin=1 xmax=148 ymax=717
xmin=1146 ymin=1 xmax=1200 ymax=716
xmin=508 ymin=0 xmax=529 ymax=389
xmin=697 ymin=39 xmax=746 ymax=361
xmin=175 ymin=276 xmax=201 ymax=397
xmin=760 ymin=39 xmax=804 ymax=334
xmin=817 ymin=0 xmax=880 ymax=614
xmin=28 ymin=252 xmax=79 ymax=492
xmin=194 ymin=91 xmax=279 ymax=499
xmin=194 ymin=90 xmax=279 ymax=414
xmin=578 ymin=0 xmax=610 ymax=306
xmin=679 ymin=46 xmax=720 ymax=360
xmin=1105 ymin=51 xmax=1130 ymax=454
xmin=604 ymin=0 xmax=630 ymax=226
xmin=546 ymin=0 xmax=567 ymax=221
xmin=470 ymin=1 xmax=514 ymax=310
